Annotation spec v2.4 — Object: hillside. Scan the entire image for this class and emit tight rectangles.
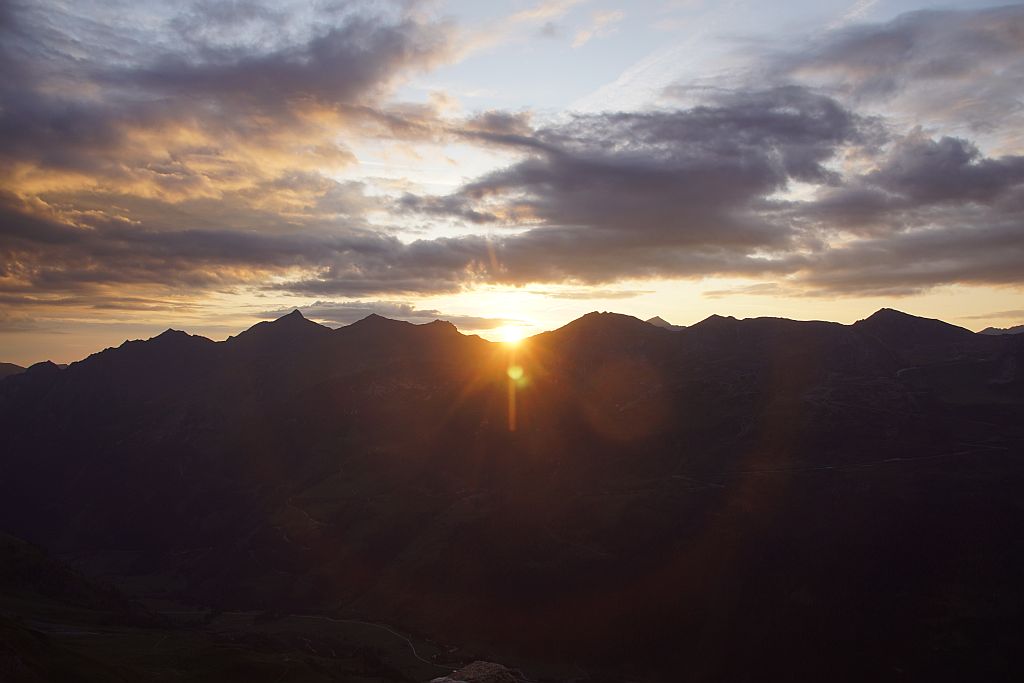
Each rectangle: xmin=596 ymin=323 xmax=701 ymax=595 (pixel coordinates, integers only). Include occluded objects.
xmin=1 ymin=309 xmax=1023 ymax=681
xmin=0 ymin=363 xmax=25 ymax=379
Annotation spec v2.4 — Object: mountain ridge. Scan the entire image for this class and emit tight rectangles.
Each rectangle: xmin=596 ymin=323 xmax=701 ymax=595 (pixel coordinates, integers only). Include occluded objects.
xmin=981 ymin=323 xmax=1024 ymax=335
xmin=1 ymin=307 xmax=1004 ymax=370
xmin=1 ymin=306 xmax=1022 ymax=680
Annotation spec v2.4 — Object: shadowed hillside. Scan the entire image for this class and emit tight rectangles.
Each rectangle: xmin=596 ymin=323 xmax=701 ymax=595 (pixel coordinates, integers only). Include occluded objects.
xmin=0 ymin=363 xmax=25 ymax=379
xmin=1 ymin=309 xmax=1023 ymax=681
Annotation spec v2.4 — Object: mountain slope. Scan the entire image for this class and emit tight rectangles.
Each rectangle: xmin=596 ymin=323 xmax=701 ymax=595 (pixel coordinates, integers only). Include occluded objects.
xmin=0 ymin=362 xmax=24 ymax=379
xmin=0 ymin=309 xmax=1022 ymax=681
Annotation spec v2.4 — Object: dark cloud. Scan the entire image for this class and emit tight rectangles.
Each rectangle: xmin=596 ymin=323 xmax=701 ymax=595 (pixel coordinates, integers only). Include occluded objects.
xmin=387 ymin=87 xmax=863 ymax=285
xmin=770 ymin=4 xmax=1024 ymax=132
xmin=782 ymin=129 xmax=1024 ymax=236
xmin=795 ymin=214 xmax=1024 ymax=296
xmin=127 ymin=16 xmax=449 ymax=115
xmin=2 ymin=1 xmax=1023 ymax=312
xmin=777 ymin=5 xmax=1024 ymax=99
xmin=388 ymin=83 xmax=1021 ymax=297
xmin=0 ymin=0 xmax=459 ymax=303
xmin=463 ymin=87 xmax=865 ymax=227
xmin=0 ymin=1 xmax=451 ymax=178
xmin=864 ymin=134 xmax=1024 ymax=206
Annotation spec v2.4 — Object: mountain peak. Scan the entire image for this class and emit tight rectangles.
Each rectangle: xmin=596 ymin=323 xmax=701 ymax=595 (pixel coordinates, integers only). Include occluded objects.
xmin=424 ymin=319 xmax=459 ymax=332
xmin=862 ymin=308 xmax=915 ymax=323
xmin=646 ymin=316 xmax=685 ymax=331
xmin=692 ymin=313 xmax=737 ymax=328
xmin=231 ymin=310 xmax=329 ymax=348
xmin=155 ymin=328 xmax=189 ymax=340
xmin=26 ymin=360 xmax=61 ymax=375
xmin=275 ymin=309 xmax=309 ymax=324
xmin=566 ymin=311 xmax=648 ymax=329
xmin=855 ymin=308 xmax=975 ymax=348
xmin=858 ymin=308 xmax=970 ymax=332
xmin=348 ymin=313 xmax=409 ymax=328
xmin=546 ymin=312 xmax=657 ymax=343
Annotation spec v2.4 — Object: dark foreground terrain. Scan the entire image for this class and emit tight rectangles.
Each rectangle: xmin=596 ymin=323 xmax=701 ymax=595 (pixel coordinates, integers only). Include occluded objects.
xmin=1 ymin=308 xmax=1023 ymax=681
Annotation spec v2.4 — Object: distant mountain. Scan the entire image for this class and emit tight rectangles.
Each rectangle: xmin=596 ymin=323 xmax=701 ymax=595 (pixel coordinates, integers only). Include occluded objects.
xmin=1 ymin=308 xmax=1022 ymax=681
xmin=645 ymin=315 xmax=685 ymax=331
xmin=852 ymin=307 xmax=990 ymax=365
xmin=854 ymin=307 xmax=975 ymax=342
xmin=981 ymin=323 xmax=1024 ymax=335
xmin=0 ymin=362 xmax=25 ymax=378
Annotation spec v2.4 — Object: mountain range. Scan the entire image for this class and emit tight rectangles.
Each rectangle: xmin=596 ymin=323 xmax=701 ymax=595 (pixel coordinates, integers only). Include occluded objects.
xmin=980 ymin=323 xmax=1024 ymax=335
xmin=1 ymin=308 xmax=1023 ymax=681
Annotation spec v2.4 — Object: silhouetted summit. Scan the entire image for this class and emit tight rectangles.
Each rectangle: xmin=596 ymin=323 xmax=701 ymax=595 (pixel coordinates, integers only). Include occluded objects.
xmin=348 ymin=311 xmax=403 ymax=328
xmin=854 ymin=308 xmax=985 ymax=364
xmin=646 ymin=316 xmax=684 ymax=331
xmin=544 ymin=311 xmax=659 ymax=341
xmin=230 ymin=309 xmax=330 ymax=350
xmin=856 ymin=307 xmax=974 ymax=341
xmin=25 ymin=360 xmax=61 ymax=375
xmin=690 ymin=313 xmax=738 ymax=328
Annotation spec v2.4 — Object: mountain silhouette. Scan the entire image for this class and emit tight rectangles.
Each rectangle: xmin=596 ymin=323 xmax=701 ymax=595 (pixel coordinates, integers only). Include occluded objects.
xmin=645 ymin=315 xmax=684 ymax=330
xmin=0 ymin=362 xmax=24 ymax=379
xmin=1 ymin=308 xmax=1022 ymax=681
xmin=981 ymin=323 xmax=1024 ymax=335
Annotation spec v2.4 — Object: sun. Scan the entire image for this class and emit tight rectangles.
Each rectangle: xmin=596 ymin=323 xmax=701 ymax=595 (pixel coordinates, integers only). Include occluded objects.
xmin=496 ymin=325 xmax=527 ymax=344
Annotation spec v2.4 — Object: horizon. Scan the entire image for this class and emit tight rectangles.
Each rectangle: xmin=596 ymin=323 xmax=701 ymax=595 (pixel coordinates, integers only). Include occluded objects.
xmin=1 ymin=304 xmax=1010 ymax=368
xmin=2 ymin=1 xmax=1023 ymax=369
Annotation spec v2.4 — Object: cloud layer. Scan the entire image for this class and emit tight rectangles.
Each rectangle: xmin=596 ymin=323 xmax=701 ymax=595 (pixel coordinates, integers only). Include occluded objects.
xmin=1 ymin=0 xmax=1022 ymax=320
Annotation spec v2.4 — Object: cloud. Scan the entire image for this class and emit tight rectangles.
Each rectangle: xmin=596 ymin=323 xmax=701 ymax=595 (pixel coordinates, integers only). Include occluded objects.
xmin=782 ymin=5 xmax=1024 ymax=99
xmin=773 ymin=5 xmax=1024 ymax=135
xmin=793 ymin=213 xmax=1024 ymax=297
xmin=0 ymin=1 xmax=451 ymax=172
xmin=961 ymin=309 xmax=1024 ymax=321
xmin=124 ymin=17 xmax=450 ymax=115
xmin=572 ymin=9 xmax=624 ymax=48
xmin=392 ymin=86 xmax=865 ymax=284
xmin=457 ymin=0 xmax=588 ymax=56
xmin=827 ymin=0 xmax=880 ymax=31
xmin=529 ymin=288 xmax=654 ymax=300
xmin=0 ymin=309 xmax=51 ymax=334
xmin=0 ymin=0 xmax=454 ymax=219
xmin=390 ymin=84 xmax=1023 ymax=297
xmin=0 ymin=0 xmax=459 ymax=304
xmin=702 ymin=283 xmax=786 ymax=299
xmin=510 ymin=0 xmax=588 ymax=24
xmin=2 ymin=0 xmax=1023 ymax=315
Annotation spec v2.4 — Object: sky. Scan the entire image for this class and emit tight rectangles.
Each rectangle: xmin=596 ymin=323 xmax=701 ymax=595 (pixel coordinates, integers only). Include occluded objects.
xmin=1 ymin=0 xmax=1023 ymax=364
